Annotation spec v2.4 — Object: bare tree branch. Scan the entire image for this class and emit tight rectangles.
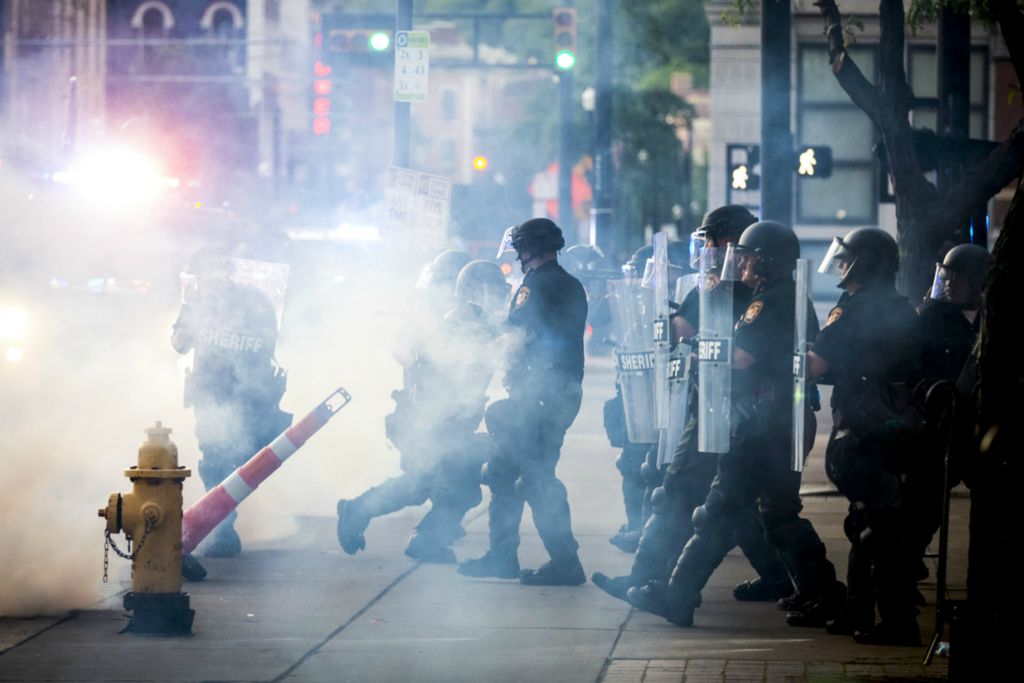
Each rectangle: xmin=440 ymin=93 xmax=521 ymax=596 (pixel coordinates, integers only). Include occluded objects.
xmin=813 ymin=0 xmax=882 ymax=125
xmin=931 ymin=119 xmax=1024 ymax=243
xmin=989 ymin=0 xmax=1024 ymax=87
xmin=877 ymin=0 xmax=914 ymax=113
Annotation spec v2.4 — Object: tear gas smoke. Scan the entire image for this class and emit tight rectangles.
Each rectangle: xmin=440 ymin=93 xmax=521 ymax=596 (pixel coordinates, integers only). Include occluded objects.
xmin=0 ymin=159 xmax=512 ymax=616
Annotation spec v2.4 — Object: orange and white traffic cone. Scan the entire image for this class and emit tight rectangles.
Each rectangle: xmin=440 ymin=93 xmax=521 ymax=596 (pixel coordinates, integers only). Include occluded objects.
xmin=182 ymin=387 xmax=351 ymax=555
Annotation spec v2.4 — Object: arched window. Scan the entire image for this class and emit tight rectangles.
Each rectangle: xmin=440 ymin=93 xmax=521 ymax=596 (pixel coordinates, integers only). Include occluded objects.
xmin=200 ymin=3 xmax=245 ymax=73
xmin=130 ymin=2 xmax=174 ymax=70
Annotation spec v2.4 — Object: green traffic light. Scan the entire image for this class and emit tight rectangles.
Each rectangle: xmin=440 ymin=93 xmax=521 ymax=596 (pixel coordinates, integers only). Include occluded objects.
xmin=369 ymin=31 xmax=391 ymax=51
xmin=555 ymin=49 xmax=576 ymax=70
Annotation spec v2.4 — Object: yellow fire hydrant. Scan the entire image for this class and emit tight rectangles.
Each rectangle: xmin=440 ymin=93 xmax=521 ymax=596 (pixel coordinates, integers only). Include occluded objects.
xmin=98 ymin=422 xmax=194 ymax=634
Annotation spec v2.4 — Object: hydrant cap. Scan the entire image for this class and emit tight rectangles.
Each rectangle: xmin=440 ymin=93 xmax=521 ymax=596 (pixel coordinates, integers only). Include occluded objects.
xmin=145 ymin=421 xmax=173 ymax=442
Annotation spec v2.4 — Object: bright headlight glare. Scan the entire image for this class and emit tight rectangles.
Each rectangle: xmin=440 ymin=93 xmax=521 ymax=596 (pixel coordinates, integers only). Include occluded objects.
xmin=0 ymin=306 xmax=28 ymax=340
xmin=66 ymin=147 xmax=167 ymax=205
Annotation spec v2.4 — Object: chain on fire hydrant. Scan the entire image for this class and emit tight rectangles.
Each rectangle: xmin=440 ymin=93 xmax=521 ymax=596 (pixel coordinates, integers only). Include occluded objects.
xmin=98 ymin=421 xmax=194 ymax=634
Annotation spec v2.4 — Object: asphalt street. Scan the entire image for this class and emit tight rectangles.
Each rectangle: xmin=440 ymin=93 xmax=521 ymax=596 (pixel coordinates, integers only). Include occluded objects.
xmin=0 ymin=357 xmax=965 ymax=682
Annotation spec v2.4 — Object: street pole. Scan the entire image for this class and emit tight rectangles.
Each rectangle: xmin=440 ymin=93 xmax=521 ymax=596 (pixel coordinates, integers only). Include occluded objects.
xmin=394 ymin=0 xmax=413 ymax=168
xmin=760 ymin=0 xmax=792 ymax=224
xmin=591 ymin=0 xmax=614 ymax=253
xmin=558 ymin=68 xmax=574 ymax=233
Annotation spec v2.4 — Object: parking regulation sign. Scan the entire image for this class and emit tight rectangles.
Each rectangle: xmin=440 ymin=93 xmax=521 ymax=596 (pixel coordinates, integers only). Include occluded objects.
xmin=394 ymin=31 xmax=429 ymax=102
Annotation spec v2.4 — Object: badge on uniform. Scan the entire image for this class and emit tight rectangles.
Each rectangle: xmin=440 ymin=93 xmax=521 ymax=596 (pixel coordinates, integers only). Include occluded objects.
xmin=514 ymin=286 xmax=531 ymax=309
xmin=742 ymin=300 xmax=763 ymax=324
xmin=825 ymin=306 xmax=843 ymax=327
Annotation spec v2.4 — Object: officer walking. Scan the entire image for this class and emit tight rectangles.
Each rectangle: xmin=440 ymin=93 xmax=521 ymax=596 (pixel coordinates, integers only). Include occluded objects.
xmin=629 ymin=221 xmax=844 ymax=628
xmin=593 ymin=207 xmax=792 ymax=608
xmin=808 ymin=227 xmax=923 ymax=645
xmin=171 ymin=249 xmax=291 ymax=557
xmin=336 ymin=260 xmax=508 ymax=563
xmin=458 ymin=218 xmax=589 ymax=585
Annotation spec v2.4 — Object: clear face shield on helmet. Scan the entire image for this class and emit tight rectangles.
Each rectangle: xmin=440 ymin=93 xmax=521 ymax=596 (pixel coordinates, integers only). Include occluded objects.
xmin=929 ymin=264 xmax=973 ymax=303
xmin=720 ymin=243 xmax=756 ymax=283
xmin=688 ymin=229 xmax=708 ymax=270
xmin=495 ymin=225 xmax=516 ymax=259
xmin=640 ymin=258 xmax=685 ymax=290
xmin=818 ymin=236 xmax=853 ymax=278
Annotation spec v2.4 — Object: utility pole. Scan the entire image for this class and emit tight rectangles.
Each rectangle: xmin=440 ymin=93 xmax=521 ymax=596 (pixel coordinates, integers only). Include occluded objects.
xmin=759 ymin=0 xmax=792 ymax=224
xmin=591 ymin=0 xmax=614 ymax=252
xmin=394 ymin=0 xmax=413 ymax=168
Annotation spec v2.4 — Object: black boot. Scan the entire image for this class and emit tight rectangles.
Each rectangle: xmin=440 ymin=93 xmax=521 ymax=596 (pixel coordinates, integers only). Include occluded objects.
xmin=403 ymin=535 xmax=456 ymax=564
xmin=608 ymin=526 xmax=641 ymax=553
xmin=732 ymin=577 xmax=794 ymax=602
xmin=457 ymin=551 xmax=520 ymax=579
xmin=626 ymin=582 xmax=694 ymax=626
xmin=853 ymin=619 xmax=922 ymax=646
xmin=520 ymin=557 xmax=586 ymax=586
xmin=591 ymin=572 xmax=634 ymax=601
xmin=786 ymin=581 xmax=847 ymax=628
xmin=336 ymin=499 xmax=370 ymax=555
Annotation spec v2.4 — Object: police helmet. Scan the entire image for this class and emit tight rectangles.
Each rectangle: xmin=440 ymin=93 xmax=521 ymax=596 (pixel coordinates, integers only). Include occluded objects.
xmin=416 ymin=249 xmax=472 ymax=292
xmin=929 ymin=243 xmax=991 ymax=303
xmin=456 ymin=260 xmax=509 ymax=303
xmin=510 ymin=217 xmax=566 ymax=256
xmin=689 ymin=205 xmax=757 ymax=269
xmin=819 ymin=227 xmax=899 ymax=289
xmin=723 ymin=220 xmax=799 ymax=281
xmin=564 ymin=244 xmax=604 ymax=272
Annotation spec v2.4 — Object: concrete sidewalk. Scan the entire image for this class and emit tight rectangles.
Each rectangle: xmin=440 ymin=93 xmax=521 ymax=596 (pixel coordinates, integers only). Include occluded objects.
xmin=0 ymin=358 xmax=965 ymax=682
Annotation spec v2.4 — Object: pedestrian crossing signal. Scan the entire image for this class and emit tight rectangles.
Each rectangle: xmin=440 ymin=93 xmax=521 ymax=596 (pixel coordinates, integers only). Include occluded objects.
xmin=796 ymin=146 xmax=833 ymax=178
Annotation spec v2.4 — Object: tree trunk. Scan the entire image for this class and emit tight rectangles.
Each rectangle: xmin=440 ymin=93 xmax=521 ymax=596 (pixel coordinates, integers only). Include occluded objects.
xmin=967 ymin=179 xmax=1023 ymax=676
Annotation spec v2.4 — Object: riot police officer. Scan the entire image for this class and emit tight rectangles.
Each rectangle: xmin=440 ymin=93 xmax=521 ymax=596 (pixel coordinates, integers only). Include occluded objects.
xmin=172 ymin=249 xmax=290 ymax=557
xmin=593 ymin=206 xmax=793 ymax=607
xmin=905 ymin=244 xmax=991 ymax=586
xmin=458 ymin=218 xmax=588 ymax=585
xmin=808 ymin=227 xmax=922 ymax=645
xmin=336 ymin=260 xmax=507 ymax=563
xmin=629 ymin=220 xmax=843 ymax=628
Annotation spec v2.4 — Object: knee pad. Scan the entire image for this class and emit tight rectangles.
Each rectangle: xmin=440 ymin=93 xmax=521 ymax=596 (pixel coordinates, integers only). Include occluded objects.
xmin=691 ymin=488 xmax=727 ymax=532
xmin=615 ymin=453 xmax=625 ymax=474
xmin=481 ymin=457 xmax=517 ymax=495
xmin=514 ymin=477 xmax=528 ymax=499
xmin=691 ymin=503 xmax=709 ymax=531
xmin=650 ymin=486 xmax=668 ymax=514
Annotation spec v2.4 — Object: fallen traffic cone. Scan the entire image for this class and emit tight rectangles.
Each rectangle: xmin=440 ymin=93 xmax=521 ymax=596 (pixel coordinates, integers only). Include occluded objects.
xmin=182 ymin=387 xmax=352 ymax=555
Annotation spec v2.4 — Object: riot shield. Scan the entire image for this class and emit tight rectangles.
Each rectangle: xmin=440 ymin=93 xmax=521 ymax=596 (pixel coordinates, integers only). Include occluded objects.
xmin=697 ymin=247 xmax=733 ymax=453
xmin=665 ymin=272 xmax=699 ymax=461
xmin=607 ymin=278 xmax=657 ymax=444
xmin=231 ymin=257 xmax=290 ymax=330
xmin=792 ymin=258 xmax=811 ymax=472
xmin=652 ymin=234 xmax=671 ymax=467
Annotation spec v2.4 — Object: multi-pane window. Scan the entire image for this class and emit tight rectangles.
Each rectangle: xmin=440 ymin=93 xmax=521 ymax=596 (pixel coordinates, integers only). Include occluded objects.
xmin=908 ymin=46 xmax=988 ymax=139
xmin=797 ymin=45 xmax=879 ymax=225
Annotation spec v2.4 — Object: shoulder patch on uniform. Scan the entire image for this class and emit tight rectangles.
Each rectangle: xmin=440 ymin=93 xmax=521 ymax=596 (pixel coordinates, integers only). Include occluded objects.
xmin=514 ymin=286 xmax=531 ymax=309
xmin=743 ymin=300 xmax=764 ymax=324
xmin=825 ymin=306 xmax=843 ymax=327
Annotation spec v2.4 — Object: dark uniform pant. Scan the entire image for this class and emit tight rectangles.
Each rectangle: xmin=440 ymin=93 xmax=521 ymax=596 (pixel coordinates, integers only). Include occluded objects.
xmin=627 ymin=412 xmax=789 ymax=588
xmin=826 ymin=425 xmax=917 ymax=627
xmin=482 ymin=385 xmax=582 ymax=563
xmin=668 ymin=429 xmax=835 ymax=609
xmin=350 ymin=433 xmax=492 ymax=543
xmin=616 ymin=442 xmax=649 ymax=532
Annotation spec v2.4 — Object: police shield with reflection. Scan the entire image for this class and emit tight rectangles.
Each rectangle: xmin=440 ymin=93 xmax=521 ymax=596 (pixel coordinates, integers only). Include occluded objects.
xmin=172 ymin=249 xmax=292 ymax=558
xmin=628 ymin=220 xmax=843 ymax=628
xmin=593 ymin=207 xmax=793 ymax=610
xmin=458 ymin=218 xmax=588 ymax=586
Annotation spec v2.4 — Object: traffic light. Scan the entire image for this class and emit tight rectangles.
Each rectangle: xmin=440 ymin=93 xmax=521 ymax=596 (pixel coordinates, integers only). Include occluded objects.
xmin=795 ymin=146 xmax=833 ymax=178
xmin=328 ymin=28 xmax=392 ymax=53
xmin=312 ymin=60 xmax=332 ymax=136
xmin=553 ymin=8 xmax=576 ymax=70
